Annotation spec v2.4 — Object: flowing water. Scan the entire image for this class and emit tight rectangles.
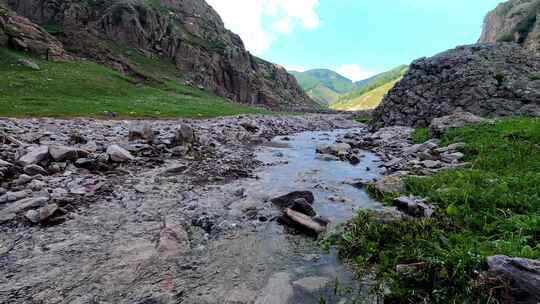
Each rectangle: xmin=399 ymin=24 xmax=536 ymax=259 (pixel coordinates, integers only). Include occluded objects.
xmin=193 ymin=129 xmax=383 ymax=303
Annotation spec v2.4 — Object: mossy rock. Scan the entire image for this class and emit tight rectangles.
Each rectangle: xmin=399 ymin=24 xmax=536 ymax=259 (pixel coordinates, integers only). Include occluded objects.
xmin=0 ymin=6 xmax=8 ymax=17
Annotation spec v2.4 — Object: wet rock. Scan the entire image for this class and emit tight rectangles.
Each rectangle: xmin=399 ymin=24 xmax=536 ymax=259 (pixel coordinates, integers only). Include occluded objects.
xmin=157 ymin=224 xmax=190 ymax=260
xmin=128 ymin=123 xmax=154 ymax=142
xmin=282 ymin=208 xmax=327 ymax=234
xmin=255 ymin=272 xmax=293 ymax=304
xmin=106 ymin=145 xmax=134 ymax=162
xmin=18 ymin=146 xmax=49 ymax=166
xmin=172 ymin=124 xmax=196 ymax=146
xmin=289 ymin=198 xmax=316 ymax=217
xmin=315 ymin=143 xmax=351 ymax=156
xmin=394 ymin=196 xmax=435 ymax=218
xmin=429 ymin=112 xmax=486 ymax=137
xmin=487 ymin=255 xmax=540 ymax=304
xmin=23 ymin=164 xmax=48 ymax=176
xmin=292 ymin=276 xmax=331 ymax=292
xmin=49 ymin=145 xmax=89 ymax=162
xmin=270 ymin=191 xmax=315 ymax=208
xmin=373 ymin=176 xmax=405 ymax=194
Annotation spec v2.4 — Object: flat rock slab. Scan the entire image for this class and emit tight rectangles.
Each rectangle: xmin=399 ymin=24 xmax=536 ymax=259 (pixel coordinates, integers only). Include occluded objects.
xmin=488 ymin=255 xmax=540 ymax=304
xmin=271 ymin=191 xmax=314 ymax=208
xmin=255 ymin=272 xmax=293 ymax=304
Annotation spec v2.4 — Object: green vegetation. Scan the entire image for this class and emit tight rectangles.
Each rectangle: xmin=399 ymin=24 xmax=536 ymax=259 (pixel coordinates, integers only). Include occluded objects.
xmin=331 ymin=78 xmax=401 ymax=111
xmin=291 ymin=69 xmax=354 ymax=93
xmin=0 ymin=48 xmax=269 ymax=118
xmin=307 ymin=84 xmax=341 ymax=105
xmin=411 ymin=127 xmax=430 ymax=144
xmin=336 ymin=118 xmax=540 ymax=303
xmin=336 ymin=65 xmax=408 ymax=104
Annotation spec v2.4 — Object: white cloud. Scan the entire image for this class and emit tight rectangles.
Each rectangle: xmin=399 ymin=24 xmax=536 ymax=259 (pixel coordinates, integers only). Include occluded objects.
xmin=206 ymin=0 xmax=319 ymax=55
xmin=337 ymin=64 xmax=377 ymax=82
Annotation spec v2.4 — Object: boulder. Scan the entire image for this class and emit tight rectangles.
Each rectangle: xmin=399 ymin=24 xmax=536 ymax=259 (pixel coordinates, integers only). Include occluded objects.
xmin=394 ymin=196 xmax=435 ymax=218
xmin=270 ymin=191 xmax=315 ymax=208
xmin=315 ymin=143 xmax=351 ymax=156
xmin=373 ymin=176 xmax=405 ymax=194
xmin=172 ymin=124 xmax=196 ymax=146
xmin=487 ymin=255 xmax=540 ymax=304
xmin=23 ymin=164 xmax=48 ymax=176
xmin=18 ymin=146 xmax=49 ymax=166
xmin=49 ymin=145 xmax=89 ymax=162
xmin=128 ymin=123 xmax=154 ymax=142
xmin=26 ymin=203 xmax=59 ymax=223
xmin=106 ymin=145 xmax=134 ymax=162
xmin=429 ymin=112 xmax=486 ymax=137
xmin=17 ymin=58 xmax=40 ymax=70
xmin=289 ymin=198 xmax=316 ymax=217
xmin=372 ymin=44 xmax=540 ymax=128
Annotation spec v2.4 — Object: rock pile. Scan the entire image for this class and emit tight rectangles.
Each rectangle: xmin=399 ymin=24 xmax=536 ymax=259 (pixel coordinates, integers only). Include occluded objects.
xmin=273 ymin=191 xmax=329 ymax=235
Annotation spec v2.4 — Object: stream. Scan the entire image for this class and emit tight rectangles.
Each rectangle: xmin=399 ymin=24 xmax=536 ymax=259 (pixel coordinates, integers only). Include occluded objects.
xmin=192 ymin=128 xmax=384 ymax=303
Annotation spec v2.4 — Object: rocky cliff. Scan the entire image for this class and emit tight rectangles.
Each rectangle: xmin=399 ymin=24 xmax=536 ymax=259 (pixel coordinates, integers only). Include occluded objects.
xmin=372 ymin=43 xmax=540 ymax=127
xmin=479 ymin=0 xmax=540 ymax=53
xmin=1 ymin=0 xmax=315 ymax=111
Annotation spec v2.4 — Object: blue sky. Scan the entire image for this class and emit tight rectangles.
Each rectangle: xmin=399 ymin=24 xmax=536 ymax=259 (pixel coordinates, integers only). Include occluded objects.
xmin=208 ymin=0 xmax=505 ymax=81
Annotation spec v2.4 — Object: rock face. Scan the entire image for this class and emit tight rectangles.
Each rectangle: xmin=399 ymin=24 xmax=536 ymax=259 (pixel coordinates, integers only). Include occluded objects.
xmin=2 ymin=0 xmax=315 ymax=111
xmin=372 ymin=43 xmax=540 ymax=128
xmin=479 ymin=0 xmax=540 ymax=54
xmin=0 ymin=5 xmax=68 ymax=60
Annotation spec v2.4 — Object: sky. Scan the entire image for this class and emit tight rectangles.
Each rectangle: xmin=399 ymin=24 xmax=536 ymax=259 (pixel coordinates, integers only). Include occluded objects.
xmin=206 ymin=0 xmax=506 ymax=81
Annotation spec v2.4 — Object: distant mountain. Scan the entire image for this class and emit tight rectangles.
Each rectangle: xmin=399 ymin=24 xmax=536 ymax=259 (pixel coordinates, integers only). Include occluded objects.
xmin=330 ymin=65 xmax=408 ymax=110
xmin=290 ymin=69 xmax=354 ymax=105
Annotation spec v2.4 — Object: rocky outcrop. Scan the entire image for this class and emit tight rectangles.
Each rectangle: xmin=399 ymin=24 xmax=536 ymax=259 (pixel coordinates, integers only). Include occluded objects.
xmin=372 ymin=43 xmax=540 ymax=128
xmin=0 ymin=4 xmax=68 ymax=60
xmin=2 ymin=0 xmax=315 ymax=111
xmin=479 ymin=0 xmax=540 ymax=54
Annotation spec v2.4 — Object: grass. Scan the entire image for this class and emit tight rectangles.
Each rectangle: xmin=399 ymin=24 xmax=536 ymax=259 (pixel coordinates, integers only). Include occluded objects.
xmin=336 ymin=118 xmax=540 ymax=303
xmin=411 ymin=127 xmax=430 ymax=144
xmin=0 ymin=48 xmax=270 ymax=118
xmin=331 ymin=78 xmax=401 ymax=111
xmin=307 ymin=83 xmax=341 ymax=106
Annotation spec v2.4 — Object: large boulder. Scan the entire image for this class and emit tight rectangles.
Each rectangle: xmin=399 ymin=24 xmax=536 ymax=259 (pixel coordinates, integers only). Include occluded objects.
xmin=18 ymin=146 xmax=49 ymax=166
xmin=487 ymin=255 xmax=540 ymax=304
xmin=372 ymin=43 xmax=540 ymax=128
xmin=428 ymin=112 xmax=486 ymax=137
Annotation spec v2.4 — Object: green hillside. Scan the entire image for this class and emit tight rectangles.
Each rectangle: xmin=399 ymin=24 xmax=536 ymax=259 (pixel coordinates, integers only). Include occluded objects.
xmin=331 ymin=77 xmax=402 ymax=110
xmin=0 ymin=48 xmax=269 ymax=118
xmin=307 ymin=83 xmax=341 ymax=105
xmin=330 ymin=65 xmax=408 ymax=110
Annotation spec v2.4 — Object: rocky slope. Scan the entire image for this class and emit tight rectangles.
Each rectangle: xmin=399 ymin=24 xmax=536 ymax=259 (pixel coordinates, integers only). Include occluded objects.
xmin=372 ymin=43 xmax=540 ymax=127
xmin=479 ymin=0 xmax=540 ymax=54
xmin=1 ymin=0 xmax=315 ymax=111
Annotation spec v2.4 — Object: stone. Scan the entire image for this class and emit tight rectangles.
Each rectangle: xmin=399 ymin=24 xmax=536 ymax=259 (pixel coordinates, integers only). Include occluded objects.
xmin=23 ymin=164 xmax=48 ymax=176
xmin=315 ymin=143 xmax=351 ymax=156
xmin=0 ymin=159 xmax=13 ymax=167
xmin=106 ymin=145 xmax=134 ymax=162
xmin=429 ymin=112 xmax=487 ymax=137
xmin=487 ymin=255 xmax=540 ymax=304
xmin=225 ymin=287 xmax=257 ymax=304
xmin=292 ymin=276 xmax=331 ymax=292
xmin=270 ymin=191 xmax=315 ymax=208
xmin=289 ymin=198 xmax=316 ymax=217
xmin=396 ymin=262 xmax=429 ymax=274
xmin=435 ymin=142 xmax=466 ymax=153
xmin=17 ymin=58 xmax=40 ymax=70
xmin=394 ymin=196 xmax=435 ymax=218
xmin=25 ymin=209 xmax=40 ymax=223
xmin=157 ymin=224 xmax=190 ymax=260
xmin=172 ymin=124 xmax=196 ymax=146
xmin=49 ymin=145 xmax=89 ymax=162
xmin=282 ymin=208 xmax=327 ymax=234
xmin=422 ymin=160 xmax=442 ymax=169
xmin=374 ymin=176 xmax=405 ymax=194
xmin=27 ymin=179 xmax=46 ymax=191
xmin=0 ymin=196 xmax=49 ymax=215
xmin=18 ymin=146 xmax=49 ymax=166
xmin=0 ymin=190 xmax=30 ymax=203
xmin=15 ymin=174 xmax=33 ymax=185
xmin=162 ymin=165 xmax=188 ymax=176
xmin=128 ymin=123 xmax=154 ymax=142
xmin=255 ymin=272 xmax=293 ymax=304
xmin=26 ymin=203 xmax=59 ymax=223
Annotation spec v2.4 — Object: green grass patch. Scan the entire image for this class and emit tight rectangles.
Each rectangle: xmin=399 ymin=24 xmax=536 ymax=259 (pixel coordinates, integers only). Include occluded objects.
xmin=337 ymin=118 xmax=540 ymax=303
xmin=411 ymin=127 xmax=430 ymax=144
xmin=0 ymin=48 xmax=270 ymax=118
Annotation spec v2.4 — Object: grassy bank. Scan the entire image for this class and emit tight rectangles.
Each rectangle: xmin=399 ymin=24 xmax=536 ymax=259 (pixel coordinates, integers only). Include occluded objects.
xmin=0 ymin=48 xmax=269 ymax=118
xmin=337 ymin=118 xmax=540 ymax=302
